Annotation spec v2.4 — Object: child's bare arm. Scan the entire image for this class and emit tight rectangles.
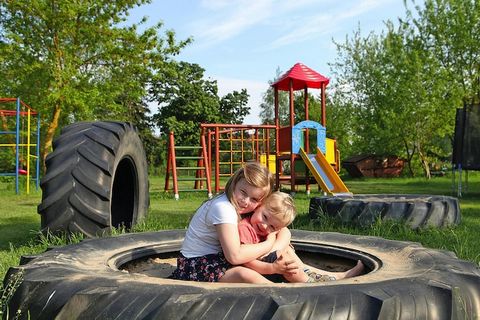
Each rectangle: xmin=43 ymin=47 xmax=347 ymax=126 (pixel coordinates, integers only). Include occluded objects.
xmin=243 ymin=253 xmax=299 ymax=275
xmin=217 ymin=223 xmax=276 ymax=265
xmin=270 ymin=227 xmax=292 ymax=252
xmin=243 ymin=259 xmax=276 ymax=274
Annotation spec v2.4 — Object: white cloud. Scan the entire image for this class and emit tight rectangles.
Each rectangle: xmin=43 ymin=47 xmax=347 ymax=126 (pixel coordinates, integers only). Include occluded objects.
xmin=188 ymin=0 xmax=394 ymax=51
xmin=268 ymin=0 xmax=392 ymax=48
xmin=199 ymin=0 xmax=231 ymax=10
xmin=269 ymin=14 xmax=335 ymax=49
xmin=339 ymin=0 xmax=389 ymax=19
xmin=193 ymin=0 xmax=274 ymax=46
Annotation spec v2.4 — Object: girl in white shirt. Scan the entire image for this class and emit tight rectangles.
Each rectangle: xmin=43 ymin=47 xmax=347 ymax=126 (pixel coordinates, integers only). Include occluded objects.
xmin=171 ymin=162 xmax=296 ymax=283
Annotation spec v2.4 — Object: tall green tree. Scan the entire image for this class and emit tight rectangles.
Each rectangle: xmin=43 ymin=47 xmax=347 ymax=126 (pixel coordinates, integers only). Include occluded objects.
xmin=407 ymin=0 xmax=480 ymax=105
xmin=151 ymin=62 xmax=220 ymax=146
xmin=330 ymin=0 xmax=469 ymax=177
xmin=330 ymin=30 xmax=405 ymax=158
xmin=325 ymin=89 xmax=357 ymax=158
xmin=380 ymin=21 xmax=458 ymax=177
xmin=293 ymin=92 xmax=322 ymax=124
xmin=151 ymin=61 xmax=250 ymax=147
xmin=0 ymin=0 xmax=189 ymax=167
xmin=219 ymin=89 xmax=250 ymax=124
xmin=259 ymin=67 xmax=289 ymax=125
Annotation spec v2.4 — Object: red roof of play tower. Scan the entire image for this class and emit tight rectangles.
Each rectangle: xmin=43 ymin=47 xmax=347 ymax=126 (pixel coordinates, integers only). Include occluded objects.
xmin=272 ymin=63 xmax=329 ymax=91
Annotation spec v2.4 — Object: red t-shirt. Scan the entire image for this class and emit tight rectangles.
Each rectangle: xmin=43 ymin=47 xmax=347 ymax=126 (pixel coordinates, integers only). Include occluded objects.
xmin=238 ymin=217 xmax=264 ymax=244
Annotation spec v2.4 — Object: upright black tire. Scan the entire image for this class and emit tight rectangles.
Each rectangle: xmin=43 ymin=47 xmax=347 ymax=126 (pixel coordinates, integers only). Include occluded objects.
xmin=37 ymin=121 xmax=149 ymax=237
xmin=309 ymin=194 xmax=461 ymax=229
xmin=3 ymin=230 xmax=480 ymax=319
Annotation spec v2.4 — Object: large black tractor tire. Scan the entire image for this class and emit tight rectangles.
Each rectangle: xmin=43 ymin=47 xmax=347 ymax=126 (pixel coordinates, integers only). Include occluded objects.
xmin=37 ymin=121 xmax=149 ymax=238
xmin=309 ymin=194 xmax=461 ymax=229
xmin=4 ymin=230 xmax=480 ymax=319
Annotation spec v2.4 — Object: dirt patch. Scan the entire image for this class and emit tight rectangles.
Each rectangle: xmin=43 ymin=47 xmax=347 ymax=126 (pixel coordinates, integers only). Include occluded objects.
xmin=123 ymin=251 xmax=353 ymax=279
xmin=124 ymin=256 xmax=177 ymax=278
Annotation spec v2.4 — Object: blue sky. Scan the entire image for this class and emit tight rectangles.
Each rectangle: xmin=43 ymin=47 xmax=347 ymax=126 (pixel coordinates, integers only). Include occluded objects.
xmin=128 ymin=0 xmax=409 ymax=124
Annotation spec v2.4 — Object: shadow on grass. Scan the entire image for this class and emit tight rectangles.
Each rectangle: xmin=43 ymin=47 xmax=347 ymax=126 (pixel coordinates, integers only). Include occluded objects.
xmin=0 ymin=216 xmax=39 ymax=250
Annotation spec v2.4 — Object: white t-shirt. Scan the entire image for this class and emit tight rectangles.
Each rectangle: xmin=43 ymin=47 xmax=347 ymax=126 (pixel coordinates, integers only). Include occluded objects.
xmin=181 ymin=194 xmax=239 ymax=258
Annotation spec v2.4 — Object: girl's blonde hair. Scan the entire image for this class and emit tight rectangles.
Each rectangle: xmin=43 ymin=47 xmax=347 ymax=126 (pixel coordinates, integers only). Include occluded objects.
xmin=264 ymin=191 xmax=296 ymax=226
xmin=224 ymin=162 xmax=274 ymax=212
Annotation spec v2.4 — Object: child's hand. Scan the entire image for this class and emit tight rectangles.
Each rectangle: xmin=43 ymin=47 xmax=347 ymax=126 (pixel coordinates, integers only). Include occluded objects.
xmin=273 ymin=253 xmax=300 ymax=275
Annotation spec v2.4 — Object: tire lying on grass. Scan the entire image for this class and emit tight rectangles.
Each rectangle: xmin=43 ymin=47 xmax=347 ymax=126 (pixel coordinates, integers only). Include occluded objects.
xmin=309 ymin=194 xmax=461 ymax=229
xmin=4 ymin=230 xmax=480 ymax=319
xmin=37 ymin=121 xmax=149 ymax=238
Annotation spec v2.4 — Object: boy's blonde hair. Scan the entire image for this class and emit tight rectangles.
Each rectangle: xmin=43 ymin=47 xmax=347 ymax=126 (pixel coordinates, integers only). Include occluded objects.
xmin=263 ymin=191 xmax=296 ymax=226
xmin=224 ymin=162 xmax=274 ymax=212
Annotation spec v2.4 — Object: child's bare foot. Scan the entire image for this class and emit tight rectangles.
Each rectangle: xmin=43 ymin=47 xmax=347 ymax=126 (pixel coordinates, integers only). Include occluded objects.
xmin=344 ymin=260 xmax=365 ymax=278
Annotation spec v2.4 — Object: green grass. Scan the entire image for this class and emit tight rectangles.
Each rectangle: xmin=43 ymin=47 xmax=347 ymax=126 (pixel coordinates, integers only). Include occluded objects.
xmin=139 ymin=171 xmax=480 ymax=268
xmin=1 ymin=172 xmax=479 ymax=286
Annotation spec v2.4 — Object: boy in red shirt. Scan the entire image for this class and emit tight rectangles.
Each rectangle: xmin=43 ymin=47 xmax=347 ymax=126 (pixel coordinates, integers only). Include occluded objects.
xmin=238 ymin=191 xmax=365 ymax=282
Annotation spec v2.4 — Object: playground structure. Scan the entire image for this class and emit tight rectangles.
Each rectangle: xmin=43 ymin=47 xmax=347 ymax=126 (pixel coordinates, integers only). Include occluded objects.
xmin=165 ymin=63 xmax=350 ymax=198
xmin=0 ymin=98 xmax=40 ymax=194
xmin=165 ymin=131 xmax=212 ymax=199
xmin=452 ymin=103 xmax=480 ymax=196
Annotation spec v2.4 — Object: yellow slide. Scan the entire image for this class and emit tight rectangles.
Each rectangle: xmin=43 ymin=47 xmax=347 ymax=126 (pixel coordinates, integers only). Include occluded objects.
xmin=299 ymin=147 xmax=351 ymax=196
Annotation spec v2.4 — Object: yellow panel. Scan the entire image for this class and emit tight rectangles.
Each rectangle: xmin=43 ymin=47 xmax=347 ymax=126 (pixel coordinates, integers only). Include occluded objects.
xmin=325 ymin=138 xmax=336 ymax=165
xmin=260 ymin=154 xmax=276 ymax=173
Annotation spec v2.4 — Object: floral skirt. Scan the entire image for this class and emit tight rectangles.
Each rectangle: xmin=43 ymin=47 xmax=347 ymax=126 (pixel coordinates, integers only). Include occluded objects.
xmin=170 ymin=253 xmax=231 ymax=282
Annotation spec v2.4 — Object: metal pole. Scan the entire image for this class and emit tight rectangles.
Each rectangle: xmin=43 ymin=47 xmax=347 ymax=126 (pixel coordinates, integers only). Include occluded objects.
xmin=15 ymin=97 xmax=20 ymax=194
xmin=27 ymin=109 xmax=31 ymax=194
xmin=36 ymin=112 xmax=40 ymax=190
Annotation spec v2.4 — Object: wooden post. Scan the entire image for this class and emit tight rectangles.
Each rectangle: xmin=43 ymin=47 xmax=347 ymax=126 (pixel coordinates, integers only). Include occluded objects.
xmin=274 ymin=88 xmax=280 ymax=190
xmin=304 ymin=86 xmax=310 ymax=194
xmin=321 ymin=82 xmax=326 ymax=126
xmin=201 ymin=134 xmax=212 ymax=198
xmin=215 ymin=126 xmax=220 ymax=193
xmin=168 ymin=132 xmax=179 ymax=200
xmin=289 ymin=79 xmax=296 ymax=194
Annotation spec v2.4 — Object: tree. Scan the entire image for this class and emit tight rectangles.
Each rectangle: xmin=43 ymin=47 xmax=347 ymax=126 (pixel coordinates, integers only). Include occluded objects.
xmin=151 ymin=61 xmax=250 ymax=147
xmin=329 ymin=2 xmax=465 ymax=177
xmin=407 ymin=0 xmax=480 ymax=105
xmin=325 ymin=89 xmax=357 ymax=158
xmin=0 ymin=0 xmax=190 ymax=168
xmin=259 ymin=67 xmax=289 ymax=125
xmin=380 ymin=21 xmax=459 ymax=177
xmin=151 ymin=62 xmax=220 ymax=146
xmin=293 ymin=92 xmax=322 ymax=124
xmin=330 ymin=29 xmax=407 ymax=158
xmin=219 ymin=89 xmax=250 ymax=124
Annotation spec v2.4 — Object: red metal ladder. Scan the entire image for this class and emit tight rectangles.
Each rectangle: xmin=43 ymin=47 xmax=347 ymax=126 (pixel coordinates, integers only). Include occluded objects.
xmin=165 ymin=132 xmax=212 ymax=200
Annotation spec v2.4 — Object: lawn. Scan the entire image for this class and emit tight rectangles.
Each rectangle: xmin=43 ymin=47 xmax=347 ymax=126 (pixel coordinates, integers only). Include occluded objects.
xmin=1 ymin=171 xmax=479 ymax=285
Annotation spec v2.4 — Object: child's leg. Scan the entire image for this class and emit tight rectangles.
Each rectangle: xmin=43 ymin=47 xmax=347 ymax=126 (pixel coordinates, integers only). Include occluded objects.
xmin=278 ymin=247 xmax=366 ymax=282
xmin=304 ymin=260 xmax=365 ymax=280
xmin=277 ymin=247 xmax=310 ymax=283
xmin=220 ymin=266 xmax=273 ymax=284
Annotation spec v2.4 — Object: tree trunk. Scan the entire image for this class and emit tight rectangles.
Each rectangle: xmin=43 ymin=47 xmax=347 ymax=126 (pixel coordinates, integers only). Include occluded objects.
xmin=403 ymin=139 xmax=416 ymax=176
xmin=41 ymin=104 xmax=62 ymax=172
xmin=418 ymin=148 xmax=431 ymax=179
